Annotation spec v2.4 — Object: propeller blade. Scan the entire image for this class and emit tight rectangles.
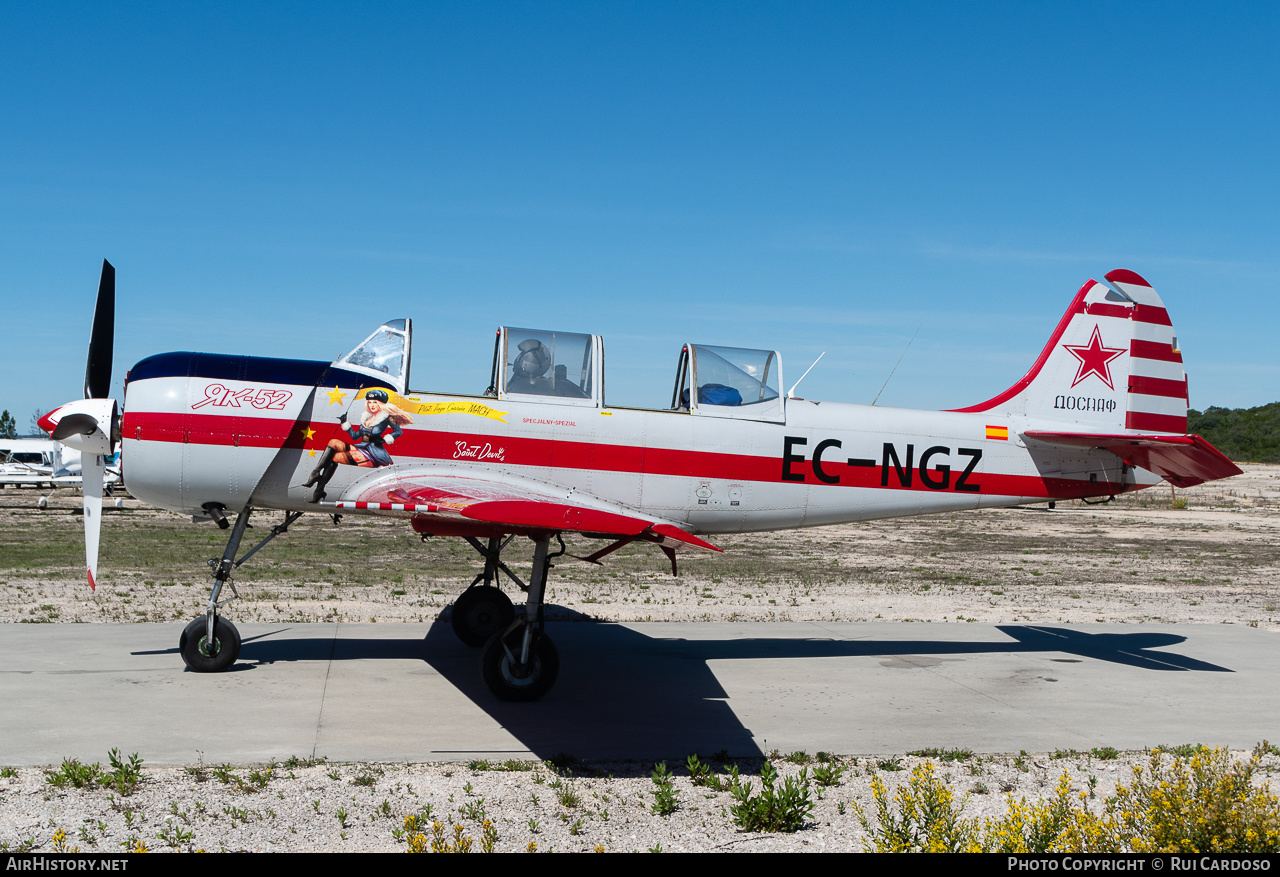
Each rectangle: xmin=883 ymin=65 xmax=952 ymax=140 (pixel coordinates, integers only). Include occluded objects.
xmin=84 ymin=259 xmax=115 ymax=400
xmin=47 ymin=261 xmax=120 ymax=593
xmin=82 ymin=452 xmax=105 ymax=591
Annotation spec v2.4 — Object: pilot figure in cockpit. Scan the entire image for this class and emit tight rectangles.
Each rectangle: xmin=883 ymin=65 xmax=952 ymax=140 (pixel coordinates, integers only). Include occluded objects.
xmin=506 ymin=338 xmax=553 ymax=394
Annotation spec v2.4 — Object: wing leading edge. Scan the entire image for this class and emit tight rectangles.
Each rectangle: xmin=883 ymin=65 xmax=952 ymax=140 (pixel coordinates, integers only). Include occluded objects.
xmin=317 ymin=473 xmax=720 ymax=553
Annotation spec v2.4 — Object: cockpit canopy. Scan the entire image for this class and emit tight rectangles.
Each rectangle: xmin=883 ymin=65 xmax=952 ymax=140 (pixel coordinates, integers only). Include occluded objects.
xmin=493 ymin=326 xmax=603 ymax=407
xmin=336 ymin=319 xmax=412 ymax=394
xmin=338 ymin=320 xmax=784 ymax=421
xmin=674 ymin=344 xmax=785 ymax=422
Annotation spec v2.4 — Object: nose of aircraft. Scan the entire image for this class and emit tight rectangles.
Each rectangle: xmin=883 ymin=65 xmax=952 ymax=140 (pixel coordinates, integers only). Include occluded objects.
xmin=36 ymin=408 xmax=59 ymax=435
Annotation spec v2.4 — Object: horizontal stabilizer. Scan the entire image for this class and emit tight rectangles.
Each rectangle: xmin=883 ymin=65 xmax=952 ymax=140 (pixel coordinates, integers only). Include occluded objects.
xmin=1022 ymin=431 xmax=1242 ymax=487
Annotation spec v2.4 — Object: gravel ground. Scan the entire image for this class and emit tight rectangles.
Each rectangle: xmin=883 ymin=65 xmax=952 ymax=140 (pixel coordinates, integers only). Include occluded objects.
xmin=6 ymin=748 xmax=1280 ymax=853
xmin=1 ymin=465 xmax=1277 ymax=852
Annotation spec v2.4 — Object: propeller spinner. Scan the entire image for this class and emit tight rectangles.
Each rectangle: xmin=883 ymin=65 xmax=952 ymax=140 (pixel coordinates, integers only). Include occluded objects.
xmin=39 ymin=260 xmax=119 ymax=590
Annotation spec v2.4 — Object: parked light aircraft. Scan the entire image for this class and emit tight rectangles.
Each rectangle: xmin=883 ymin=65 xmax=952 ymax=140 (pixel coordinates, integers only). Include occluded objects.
xmin=0 ymin=439 xmax=60 ymax=488
xmin=0 ymin=437 xmax=121 ymax=502
xmin=40 ymin=261 xmax=1241 ymax=700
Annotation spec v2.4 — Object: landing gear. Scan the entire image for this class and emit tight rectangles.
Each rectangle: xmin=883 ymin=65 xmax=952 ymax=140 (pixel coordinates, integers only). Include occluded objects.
xmin=482 ymin=625 xmax=559 ymax=702
xmin=179 ymin=506 xmax=303 ymax=673
xmin=449 ymin=536 xmax=524 ymax=647
xmin=478 ymin=534 xmax=563 ymax=701
xmin=179 ymin=615 xmax=241 ymax=672
xmin=452 ymin=586 xmax=515 ymax=647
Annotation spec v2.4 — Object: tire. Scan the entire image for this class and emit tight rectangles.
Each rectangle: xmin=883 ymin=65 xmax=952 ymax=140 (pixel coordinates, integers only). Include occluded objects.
xmin=481 ymin=627 xmax=559 ymax=702
xmin=451 ymin=586 xmax=516 ymax=647
xmin=179 ymin=616 xmax=241 ymax=672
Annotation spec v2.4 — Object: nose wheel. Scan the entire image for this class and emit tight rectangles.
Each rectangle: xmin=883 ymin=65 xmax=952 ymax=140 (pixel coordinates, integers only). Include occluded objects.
xmin=179 ymin=616 xmax=241 ymax=672
xmin=176 ymin=506 xmax=301 ymax=675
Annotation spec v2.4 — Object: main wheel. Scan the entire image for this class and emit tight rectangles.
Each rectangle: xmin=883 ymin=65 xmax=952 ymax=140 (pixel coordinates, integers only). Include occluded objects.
xmin=451 ymin=586 xmax=516 ymax=647
xmin=481 ymin=627 xmax=559 ymax=702
xmin=179 ymin=616 xmax=242 ymax=672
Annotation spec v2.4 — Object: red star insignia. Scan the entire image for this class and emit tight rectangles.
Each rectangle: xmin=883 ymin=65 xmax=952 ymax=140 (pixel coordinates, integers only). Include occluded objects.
xmin=1062 ymin=326 xmax=1126 ymax=390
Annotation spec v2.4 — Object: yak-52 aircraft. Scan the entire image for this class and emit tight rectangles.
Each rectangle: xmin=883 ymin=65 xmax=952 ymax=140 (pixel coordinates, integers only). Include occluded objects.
xmin=40 ymin=261 xmax=1241 ymax=700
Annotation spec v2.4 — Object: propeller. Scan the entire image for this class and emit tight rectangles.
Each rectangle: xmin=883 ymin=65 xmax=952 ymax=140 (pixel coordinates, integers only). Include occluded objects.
xmin=84 ymin=260 xmax=114 ymax=400
xmin=38 ymin=260 xmax=119 ymax=590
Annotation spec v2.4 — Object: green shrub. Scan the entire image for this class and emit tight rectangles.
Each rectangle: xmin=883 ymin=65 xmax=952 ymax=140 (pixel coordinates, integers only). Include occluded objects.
xmin=46 ymin=758 xmax=101 ymax=790
xmin=44 ymin=750 xmax=143 ymax=796
xmin=651 ymin=762 xmax=678 ymax=816
xmin=104 ymin=749 xmax=144 ymax=796
xmin=813 ymin=763 xmax=846 ymax=788
xmin=730 ymin=762 xmax=813 ymax=833
xmin=686 ymin=753 xmax=713 ymax=787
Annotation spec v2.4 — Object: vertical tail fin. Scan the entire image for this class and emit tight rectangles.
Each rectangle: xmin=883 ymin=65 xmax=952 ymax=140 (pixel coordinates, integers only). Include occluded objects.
xmin=952 ymin=269 xmax=1188 ymax=434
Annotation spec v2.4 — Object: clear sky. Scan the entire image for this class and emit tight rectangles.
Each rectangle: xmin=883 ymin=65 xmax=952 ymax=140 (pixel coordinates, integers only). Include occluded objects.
xmin=2 ymin=2 xmax=1276 ymax=430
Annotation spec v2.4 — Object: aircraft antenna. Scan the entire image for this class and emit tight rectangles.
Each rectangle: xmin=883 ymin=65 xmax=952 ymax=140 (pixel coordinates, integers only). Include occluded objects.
xmin=787 ymin=351 xmax=825 ymax=399
xmin=872 ymin=324 xmax=921 ymax=406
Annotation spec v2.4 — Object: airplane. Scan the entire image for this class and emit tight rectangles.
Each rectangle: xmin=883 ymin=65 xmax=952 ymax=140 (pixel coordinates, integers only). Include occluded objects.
xmin=39 ymin=260 xmax=1242 ymax=701
xmin=0 ymin=437 xmax=122 ymax=504
xmin=0 ymin=439 xmax=59 ymax=488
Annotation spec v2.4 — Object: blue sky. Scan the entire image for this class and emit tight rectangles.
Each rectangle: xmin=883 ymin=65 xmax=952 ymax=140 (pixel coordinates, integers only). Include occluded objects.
xmin=2 ymin=2 xmax=1276 ymax=430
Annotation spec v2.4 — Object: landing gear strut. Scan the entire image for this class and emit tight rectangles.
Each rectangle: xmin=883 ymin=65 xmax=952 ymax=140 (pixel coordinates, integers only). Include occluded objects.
xmin=480 ymin=534 xmax=562 ymax=701
xmin=179 ymin=506 xmax=303 ymax=673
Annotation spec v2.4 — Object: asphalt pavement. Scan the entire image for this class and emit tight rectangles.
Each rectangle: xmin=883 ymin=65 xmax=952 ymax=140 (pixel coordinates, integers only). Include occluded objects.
xmin=1 ymin=621 xmax=1273 ymax=765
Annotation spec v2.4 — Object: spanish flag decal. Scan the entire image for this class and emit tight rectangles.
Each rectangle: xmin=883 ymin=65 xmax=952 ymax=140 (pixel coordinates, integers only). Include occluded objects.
xmin=986 ymin=425 xmax=1009 ymax=441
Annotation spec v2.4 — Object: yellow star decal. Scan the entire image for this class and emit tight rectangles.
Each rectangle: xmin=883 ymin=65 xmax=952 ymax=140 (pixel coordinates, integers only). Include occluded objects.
xmin=302 ymin=427 xmax=316 ymax=441
xmin=308 ymin=449 xmax=317 ymax=457
xmin=326 ymin=386 xmax=347 ymax=406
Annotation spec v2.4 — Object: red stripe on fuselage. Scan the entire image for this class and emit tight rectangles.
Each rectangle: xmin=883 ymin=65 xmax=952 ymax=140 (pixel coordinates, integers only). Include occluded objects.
xmin=123 ymin=411 xmax=302 ymax=448
xmin=125 ymin=410 xmax=1127 ymax=501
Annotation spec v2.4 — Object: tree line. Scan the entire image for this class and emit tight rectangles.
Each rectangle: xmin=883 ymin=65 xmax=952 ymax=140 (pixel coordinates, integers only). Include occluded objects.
xmin=1188 ymin=402 xmax=1280 ymax=463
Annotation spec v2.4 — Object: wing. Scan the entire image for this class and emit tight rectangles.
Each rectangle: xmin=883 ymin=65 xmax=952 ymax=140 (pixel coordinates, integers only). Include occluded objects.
xmin=1022 ymin=431 xmax=1242 ymax=488
xmin=314 ymin=472 xmax=720 ymax=554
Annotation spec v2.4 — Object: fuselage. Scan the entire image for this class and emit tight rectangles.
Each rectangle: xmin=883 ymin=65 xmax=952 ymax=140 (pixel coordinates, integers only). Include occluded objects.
xmin=119 ymin=350 xmax=1156 ymax=535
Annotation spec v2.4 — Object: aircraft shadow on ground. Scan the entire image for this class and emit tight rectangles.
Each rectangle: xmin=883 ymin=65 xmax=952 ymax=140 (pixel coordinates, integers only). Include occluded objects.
xmin=134 ymin=616 xmax=1232 ymax=760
